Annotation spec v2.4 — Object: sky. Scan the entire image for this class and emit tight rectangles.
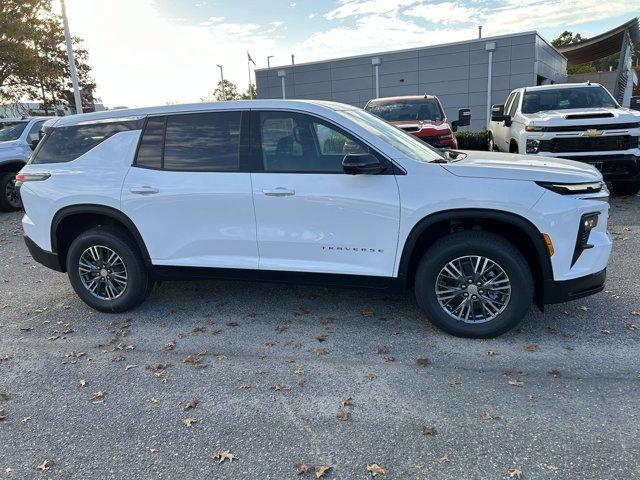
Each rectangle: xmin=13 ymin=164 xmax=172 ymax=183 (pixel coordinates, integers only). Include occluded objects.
xmin=61 ymin=0 xmax=639 ymax=108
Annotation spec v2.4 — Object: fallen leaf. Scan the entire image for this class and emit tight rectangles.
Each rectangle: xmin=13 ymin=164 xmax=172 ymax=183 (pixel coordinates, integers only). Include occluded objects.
xmin=421 ymin=425 xmax=436 ymax=435
xmin=239 ymin=383 xmax=251 ymax=390
xmin=523 ymin=343 xmax=538 ymax=352
xmin=580 ymin=305 xmax=588 ymax=311
xmin=315 ymin=465 xmax=332 ymax=478
xmin=376 ymin=345 xmax=389 ymax=354
xmin=79 ymin=379 xmax=86 ymax=387
xmin=337 ymin=411 xmax=350 ymax=421
xmin=297 ymin=462 xmax=312 ymax=475
xmin=183 ymin=354 xmax=207 ymax=369
xmin=340 ymin=396 xmax=353 ymax=407
xmin=183 ymin=399 xmax=198 ymax=411
xmin=151 ymin=397 xmax=160 ymax=404
xmin=448 ymin=377 xmax=461 ymax=386
xmin=36 ymin=459 xmax=55 ymax=471
xmin=416 ymin=357 xmax=431 ymax=367
xmin=183 ymin=417 xmax=197 ymax=427
xmin=507 ymin=377 xmax=523 ymax=387
xmin=212 ymin=450 xmax=236 ymax=463
xmin=149 ymin=448 xmax=157 ymax=454
xmin=316 ymin=335 xmax=327 ymax=342
xmin=526 ymin=394 xmax=534 ymax=401
xmin=383 ymin=356 xmax=395 ymax=363
xmin=362 ymin=308 xmax=374 ymax=317
xmin=548 ymin=369 xmax=560 ymax=377
xmin=21 ymin=416 xmax=31 ymax=423
xmin=0 ymin=391 xmax=9 ymax=401
xmin=125 ymin=364 xmax=138 ymax=371
xmin=294 ymin=368 xmax=303 ymax=375
xmin=274 ymin=384 xmax=290 ymax=392
xmin=164 ymin=341 xmax=176 ymax=351
xmin=482 ymin=411 xmax=494 ymax=420
xmin=626 ymin=323 xmax=638 ymax=331
xmin=366 ymin=463 xmax=387 ymax=476
xmin=0 ymin=409 xmax=5 ymax=421
xmin=546 ymin=464 xmax=558 ymax=472
xmin=90 ymin=390 xmax=106 ymax=401
xmin=486 ymin=350 xmax=498 ymax=356
xmin=507 ymin=467 xmax=523 ymax=478
xmin=438 ymin=454 xmax=450 ymax=463
xmin=315 ymin=348 xmax=328 ymax=356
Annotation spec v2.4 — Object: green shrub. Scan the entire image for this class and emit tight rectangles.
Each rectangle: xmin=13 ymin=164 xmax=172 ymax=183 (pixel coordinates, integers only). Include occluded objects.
xmin=455 ymin=129 xmax=490 ymax=151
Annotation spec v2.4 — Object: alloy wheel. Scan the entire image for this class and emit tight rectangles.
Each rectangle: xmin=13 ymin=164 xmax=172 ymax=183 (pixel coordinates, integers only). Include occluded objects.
xmin=5 ymin=175 xmax=21 ymax=208
xmin=78 ymin=245 xmax=128 ymax=300
xmin=435 ymin=255 xmax=511 ymax=323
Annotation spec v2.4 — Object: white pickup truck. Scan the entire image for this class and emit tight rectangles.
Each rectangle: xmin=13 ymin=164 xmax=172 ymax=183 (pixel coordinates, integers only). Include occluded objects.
xmin=489 ymin=83 xmax=640 ymax=195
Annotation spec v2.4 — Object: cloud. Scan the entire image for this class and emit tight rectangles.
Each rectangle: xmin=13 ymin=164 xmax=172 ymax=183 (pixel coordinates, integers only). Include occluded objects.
xmin=308 ymin=13 xmax=316 ymax=19
xmin=324 ymin=0 xmax=419 ymax=20
xmin=404 ymin=3 xmax=481 ymax=25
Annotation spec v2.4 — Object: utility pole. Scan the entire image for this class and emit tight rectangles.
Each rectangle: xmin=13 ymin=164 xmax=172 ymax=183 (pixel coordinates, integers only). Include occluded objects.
xmin=216 ymin=64 xmax=225 ymax=100
xmin=478 ymin=25 xmax=482 ymax=39
xmin=267 ymin=56 xmax=274 ymax=69
xmin=61 ymin=0 xmax=83 ymax=115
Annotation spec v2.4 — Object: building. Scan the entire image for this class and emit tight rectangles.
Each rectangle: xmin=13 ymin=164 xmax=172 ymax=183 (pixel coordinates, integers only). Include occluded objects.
xmin=255 ymin=31 xmax=567 ymax=131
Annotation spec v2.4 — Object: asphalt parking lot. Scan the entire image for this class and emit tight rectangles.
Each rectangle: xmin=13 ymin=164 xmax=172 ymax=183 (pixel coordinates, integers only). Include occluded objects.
xmin=1 ymin=196 xmax=639 ymax=480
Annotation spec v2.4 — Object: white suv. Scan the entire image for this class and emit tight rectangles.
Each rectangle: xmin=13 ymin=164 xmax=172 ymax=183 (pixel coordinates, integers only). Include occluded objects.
xmin=488 ymin=83 xmax=640 ymax=196
xmin=18 ymin=100 xmax=611 ymax=338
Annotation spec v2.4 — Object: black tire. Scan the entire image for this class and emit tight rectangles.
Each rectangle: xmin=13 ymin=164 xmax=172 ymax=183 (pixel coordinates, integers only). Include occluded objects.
xmin=509 ymin=141 xmax=519 ymax=154
xmin=414 ymin=231 xmax=533 ymax=338
xmin=488 ymin=133 xmax=497 ymax=152
xmin=611 ymin=180 xmax=640 ymax=196
xmin=66 ymin=226 xmax=152 ymax=312
xmin=0 ymin=172 xmax=22 ymax=212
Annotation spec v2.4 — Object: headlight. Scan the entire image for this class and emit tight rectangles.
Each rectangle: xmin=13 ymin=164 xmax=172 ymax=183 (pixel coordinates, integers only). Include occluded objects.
xmin=536 ymin=181 xmax=603 ymax=195
xmin=526 ymin=139 xmax=540 ymax=153
xmin=525 ymin=125 xmax=544 ymax=132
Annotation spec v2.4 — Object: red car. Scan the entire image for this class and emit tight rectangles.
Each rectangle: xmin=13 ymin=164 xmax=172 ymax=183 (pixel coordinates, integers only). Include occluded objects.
xmin=364 ymin=95 xmax=470 ymax=149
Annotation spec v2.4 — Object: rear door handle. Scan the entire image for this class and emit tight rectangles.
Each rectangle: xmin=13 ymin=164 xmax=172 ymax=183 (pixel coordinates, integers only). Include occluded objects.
xmin=262 ymin=187 xmax=295 ymax=197
xmin=130 ymin=186 xmax=159 ymax=195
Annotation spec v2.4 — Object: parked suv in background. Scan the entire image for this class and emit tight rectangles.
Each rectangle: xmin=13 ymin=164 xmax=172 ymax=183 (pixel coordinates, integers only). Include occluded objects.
xmin=0 ymin=117 xmax=50 ymax=211
xmin=18 ymin=100 xmax=610 ymax=338
xmin=489 ymin=83 xmax=640 ymax=195
xmin=365 ymin=95 xmax=470 ymax=149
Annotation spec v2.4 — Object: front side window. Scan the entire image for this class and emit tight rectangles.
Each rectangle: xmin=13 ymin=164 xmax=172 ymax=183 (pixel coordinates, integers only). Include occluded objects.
xmin=31 ymin=120 xmax=141 ymax=164
xmin=508 ymin=92 xmax=521 ymax=116
xmin=336 ymin=108 xmax=443 ymax=163
xmin=0 ymin=121 xmax=28 ymax=142
xmin=259 ymin=111 xmax=368 ymax=173
xmin=521 ymin=86 xmax=618 ymax=114
xmin=365 ymin=99 xmax=443 ymax=122
xmin=163 ymin=111 xmax=241 ymax=171
xmin=26 ymin=120 xmax=46 ymax=146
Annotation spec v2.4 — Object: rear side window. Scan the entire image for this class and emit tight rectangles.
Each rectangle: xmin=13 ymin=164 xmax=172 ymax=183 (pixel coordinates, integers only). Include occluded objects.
xmin=32 ymin=120 xmax=141 ymax=164
xmin=136 ymin=116 xmax=165 ymax=169
xmin=162 ymin=111 xmax=241 ymax=171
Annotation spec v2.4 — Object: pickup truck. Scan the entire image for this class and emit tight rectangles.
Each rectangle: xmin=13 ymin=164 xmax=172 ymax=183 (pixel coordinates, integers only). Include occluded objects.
xmin=489 ymin=83 xmax=640 ymax=195
xmin=365 ymin=95 xmax=470 ymax=150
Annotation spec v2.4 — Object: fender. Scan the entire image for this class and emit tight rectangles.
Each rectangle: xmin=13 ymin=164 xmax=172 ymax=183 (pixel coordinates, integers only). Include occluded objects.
xmin=397 ymin=208 xmax=554 ymax=291
xmin=50 ymin=204 xmax=152 ymax=266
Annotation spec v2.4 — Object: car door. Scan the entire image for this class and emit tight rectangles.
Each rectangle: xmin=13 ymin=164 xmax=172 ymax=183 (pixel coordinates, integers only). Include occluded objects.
xmin=121 ymin=110 xmax=259 ymax=269
xmin=250 ymin=110 xmax=401 ymax=278
xmin=493 ymin=91 xmax=515 ymax=151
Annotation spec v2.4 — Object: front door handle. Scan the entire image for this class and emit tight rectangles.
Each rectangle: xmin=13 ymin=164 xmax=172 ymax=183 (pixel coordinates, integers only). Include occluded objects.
xmin=130 ymin=186 xmax=159 ymax=195
xmin=262 ymin=187 xmax=295 ymax=197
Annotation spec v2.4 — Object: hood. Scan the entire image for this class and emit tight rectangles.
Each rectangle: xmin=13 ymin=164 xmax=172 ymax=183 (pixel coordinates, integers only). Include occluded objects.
xmin=524 ymin=107 xmax=640 ymax=126
xmin=392 ymin=120 xmax=451 ymax=134
xmin=442 ymin=150 xmax=602 ymax=183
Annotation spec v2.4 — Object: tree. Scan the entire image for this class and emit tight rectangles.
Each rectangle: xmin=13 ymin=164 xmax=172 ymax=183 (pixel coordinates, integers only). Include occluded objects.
xmin=212 ymin=79 xmax=240 ymax=101
xmin=0 ymin=0 xmax=96 ymax=114
xmin=240 ymin=84 xmax=256 ymax=100
xmin=551 ymin=31 xmax=584 ymax=47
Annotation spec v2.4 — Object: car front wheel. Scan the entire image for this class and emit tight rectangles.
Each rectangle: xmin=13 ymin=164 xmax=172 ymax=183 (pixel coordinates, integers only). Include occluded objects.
xmin=414 ymin=231 xmax=533 ymax=338
xmin=0 ymin=172 xmax=23 ymax=211
xmin=66 ymin=226 xmax=152 ymax=312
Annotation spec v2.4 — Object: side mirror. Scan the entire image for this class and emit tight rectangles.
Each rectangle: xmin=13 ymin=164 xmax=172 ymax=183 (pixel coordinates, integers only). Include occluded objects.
xmin=451 ymin=108 xmax=471 ymax=132
xmin=342 ymin=153 xmax=385 ymax=175
xmin=631 ymin=96 xmax=640 ymax=111
xmin=491 ymin=104 xmax=511 ymax=126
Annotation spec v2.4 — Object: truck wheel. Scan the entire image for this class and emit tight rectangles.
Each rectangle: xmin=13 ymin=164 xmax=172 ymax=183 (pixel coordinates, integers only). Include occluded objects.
xmin=66 ymin=226 xmax=152 ymax=313
xmin=488 ymin=133 xmax=497 ymax=151
xmin=611 ymin=181 xmax=640 ymax=196
xmin=0 ymin=172 xmax=22 ymax=211
xmin=414 ymin=231 xmax=533 ymax=338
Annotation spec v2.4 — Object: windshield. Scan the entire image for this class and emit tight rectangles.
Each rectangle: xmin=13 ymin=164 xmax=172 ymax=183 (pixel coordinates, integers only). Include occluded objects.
xmin=522 ymin=86 xmax=618 ymax=114
xmin=0 ymin=121 xmax=28 ymax=142
xmin=337 ymin=108 xmax=443 ymax=163
xmin=365 ymin=99 xmax=443 ymax=122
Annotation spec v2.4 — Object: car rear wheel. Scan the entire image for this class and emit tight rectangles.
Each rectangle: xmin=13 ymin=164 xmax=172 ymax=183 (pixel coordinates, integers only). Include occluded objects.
xmin=611 ymin=180 xmax=640 ymax=196
xmin=414 ymin=231 xmax=533 ymax=338
xmin=66 ymin=226 xmax=152 ymax=312
xmin=0 ymin=172 xmax=22 ymax=211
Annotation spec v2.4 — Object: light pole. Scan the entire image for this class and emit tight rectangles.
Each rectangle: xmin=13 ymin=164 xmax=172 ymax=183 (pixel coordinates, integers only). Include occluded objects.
xmin=61 ymin=0 xmax=83 ymax=114
xmin=267 ymin=56 xmax=274 ymax=69
xmin=216 ymin=64 xmax=225 ymax=100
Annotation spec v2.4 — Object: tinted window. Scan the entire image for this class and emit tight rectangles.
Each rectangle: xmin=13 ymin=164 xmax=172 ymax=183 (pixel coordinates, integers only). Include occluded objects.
xmin=32 ymin=120 xmax=140 ymax=164
xmin=259 ymin=112 xmax=368 ymax=173
xmin=508 ymin=92 xmax=520 ymax=116
xmin=26 ymin=120 xmax=46 ymax=146
xmin=0 ymin=121 xmax=28 ymax=142
xmin=521 ymin=86 xmax=618 ymax=114
xmin=365 ymin=99 xmax=443 ymax=122
xmin=163 ymin=112 xmax=240 ymax=171
xmin=136 ymin=116 xmax=165 ymax=169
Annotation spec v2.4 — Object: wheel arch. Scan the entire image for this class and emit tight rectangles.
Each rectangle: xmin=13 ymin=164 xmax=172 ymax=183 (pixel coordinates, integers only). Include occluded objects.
xmin=0 ymin=160 xmax=27 ymax=173
xmin=51 ymin=204 xmax=151 ymax=272
xmin=397 ymin=209 xmax=553 ymax=309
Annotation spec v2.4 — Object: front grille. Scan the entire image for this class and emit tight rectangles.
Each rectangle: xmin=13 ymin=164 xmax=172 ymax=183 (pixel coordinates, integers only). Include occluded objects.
xmin=539 ymin=135 xmax=638 ymax=153
xmin=420 ymin=135 xmax=445 ymax=147
xmin=542 ymin=122 xmax=640 ymax=132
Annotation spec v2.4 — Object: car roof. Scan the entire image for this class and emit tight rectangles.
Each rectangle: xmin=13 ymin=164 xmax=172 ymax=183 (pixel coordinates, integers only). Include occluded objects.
xmin=52 ymin=100 xmax=357 ymax=128
xmin=522 ymin=82 xmax=604 ymax=93
xmin=367 ymin=95 xmax=438 ymax=104
xmin=0 ymin=116 xmax=50 ymax=123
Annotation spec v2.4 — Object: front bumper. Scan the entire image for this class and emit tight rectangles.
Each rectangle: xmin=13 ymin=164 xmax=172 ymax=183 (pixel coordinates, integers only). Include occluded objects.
xmin=24 ymin=235 xmax=64 ymax=272
xmin=543 ymin=268 xmax=606 ymax=304
xmin=558 ymin=154 xmax=640 ymax=182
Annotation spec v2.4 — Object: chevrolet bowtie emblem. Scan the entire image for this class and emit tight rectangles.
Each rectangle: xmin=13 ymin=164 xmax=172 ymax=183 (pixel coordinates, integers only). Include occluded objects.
xmin=585 ymin=129 xmax=602 ymax=137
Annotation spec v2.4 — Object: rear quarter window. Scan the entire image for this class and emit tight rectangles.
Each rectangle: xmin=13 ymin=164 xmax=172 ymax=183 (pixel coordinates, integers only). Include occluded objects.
xmin=31 ymin=119 xmax=142 ymax=164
